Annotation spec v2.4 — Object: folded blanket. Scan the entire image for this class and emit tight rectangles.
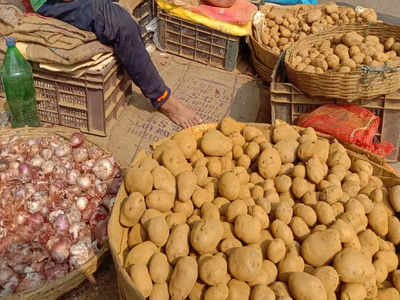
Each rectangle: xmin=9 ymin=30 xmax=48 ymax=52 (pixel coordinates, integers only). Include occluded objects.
xmin=12 ymin=15 xmax=97 ymax=50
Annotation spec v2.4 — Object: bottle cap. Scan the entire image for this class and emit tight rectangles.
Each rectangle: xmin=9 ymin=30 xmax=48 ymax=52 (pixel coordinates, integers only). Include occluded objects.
xmin=5 ymin=37 xmax=16 ymax=47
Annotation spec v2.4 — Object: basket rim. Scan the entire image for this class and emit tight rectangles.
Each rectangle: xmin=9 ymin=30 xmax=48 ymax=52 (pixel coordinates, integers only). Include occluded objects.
xmin=0 ymin=127 xmax=112 ymax=300
xmin=108 ymin=121 xmax=399 ymax=299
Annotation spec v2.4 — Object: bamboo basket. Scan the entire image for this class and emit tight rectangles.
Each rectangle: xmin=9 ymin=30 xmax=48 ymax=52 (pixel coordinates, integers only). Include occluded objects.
xmin=285 ymin=23 xmax=400 ymax=102
xmin=0 ymin=127 xmax=110 ymax=300
xmin=108 ymin=121 xmax=399 ymax=300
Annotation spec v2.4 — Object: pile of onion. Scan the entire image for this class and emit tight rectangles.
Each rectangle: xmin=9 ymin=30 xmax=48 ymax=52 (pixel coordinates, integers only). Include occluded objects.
xmin=0 ymin=132 xmax=121 ymax=296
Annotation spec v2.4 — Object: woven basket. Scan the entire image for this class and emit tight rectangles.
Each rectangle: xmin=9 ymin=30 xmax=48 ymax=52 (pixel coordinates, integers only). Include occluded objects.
xmin=285 ymin=23 xmax=400 ymax=102
xmin=0 ymin=127 xmax=110 ymax=300
xmin=249 ymin=37 xmax=273 ymax=82
xmin=108 ymin=121 xmax=398 ymax=300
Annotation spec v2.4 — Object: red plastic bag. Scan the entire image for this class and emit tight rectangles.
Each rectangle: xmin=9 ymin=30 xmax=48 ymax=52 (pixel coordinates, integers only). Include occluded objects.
xmin=297 ymin=104 xmax=394 ymax=157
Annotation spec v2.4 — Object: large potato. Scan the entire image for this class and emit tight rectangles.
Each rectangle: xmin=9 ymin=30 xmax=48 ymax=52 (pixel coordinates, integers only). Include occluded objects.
xmin=288 ymin=272 xmax=327 ymax=300
xmin=177 ymin=171 xmax=197 ymax=202
xmin=125 ymin=167 xmax=154 ymax=196
xmin=149 ymin=253 xmax=170 ymax=283
xmin=199 ymin=255 xmax=228 ymax=285
xmin=218 ymin=171 xmax=241 ymax=201
xmin=333 ymin=248 xmax=375 ymax=283
xmin=152 ymin=165 xmax=176 ymax=196
xmin=234 ymin=214 xmax=262 ymax=244
xmin=201 ymin=129 xmax=233 ymax=156
xmin=146 ymin=216 xmax=170 ymax=247
xmin=120 ymin=192 xmax=146 ymax=227
xmin=190 ymin=218 xmax=224 ymax=254
xmin=169 ymin=256 xmax=198 ymax=300
xmin=172 ymin=130 xmax=197 ymax=159
xmin=128 ymin=264 xmax=153 ymax=298
xmin=228 ymin=246 xmax=263 ymax=282
xmin=166 ymin=224 xmax=190 ymax=264
xmin=258 ymin=147 xmax=282 ymax=179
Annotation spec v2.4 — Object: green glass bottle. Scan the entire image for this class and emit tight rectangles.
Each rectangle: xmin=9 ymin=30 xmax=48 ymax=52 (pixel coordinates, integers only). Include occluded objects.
xmin=0 ymin=36 xmax=40 ymax=128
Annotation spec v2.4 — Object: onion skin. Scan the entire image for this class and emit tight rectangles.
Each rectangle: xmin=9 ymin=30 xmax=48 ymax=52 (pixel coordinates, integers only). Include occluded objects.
xmin=92 ymin=158 xmax=114 ymax=180
xmin=72 ymin=147 xmax=88 ymax=163
xmin=70 ymin=133 xmax=84 ymax=148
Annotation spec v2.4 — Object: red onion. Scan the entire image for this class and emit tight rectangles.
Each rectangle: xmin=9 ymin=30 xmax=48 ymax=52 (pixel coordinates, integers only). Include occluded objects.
xmin=76 ymin=197 xmax=88 ymax=211
xmin=0 ymin=266 xmax=15 ymax=286
xmin=26 ymin=199 xmax=42 ymax=214
xmin=50 ymin=238 xmax=71 ymax=264
xmin=67 ymin=169 xmax=80 ymax=185
xmin=40 ymin=148 xmax=52 ymax=160
xmin=54 ymin=214 xmax=70 ymax=232
xmin=81 ymin=159 xmax=95 ymax=172
xmin=66 ymin=208 xmax=81 ymax=224
xmin=0 ymin=275 xmax=18 ymax=296
xmin=53 ymin=165 xmax=66 ymax=179
xmin=55 ymin=144 xmax=72 ymax=157
xmin=69 ymin=241 xmax=93 ymax=268
xmin=41 ymin=161 xmax=55 ymax=174
xmin=107 ymin=177 xmax=122 ymax=195
xmin=28 ymin=213 xmax=44 ymax=231
xmin=94 ymin=220 xmax=108 ymax=247
xmin=16 ymin=272 xmax=45 ymax=292
xmin=101 ymin=196 xmax=115 ymax=211
xmin=77 ymin=175 xmax=92 ymax=190
xmin=70 ymin=133 xmax=84 ymax=148
xmin=44 ymin=263 xmax=68 ymax=281
xmin=18 ymin=163 xmax=32 ymax=182
xmin=30 ymin=155 xmax=44 ymax=168
xmin=72 ymin=147 xmax=88 ymax=163
xmin=88 ymin=146 xmax=103 ymax=160
xmin=9 ymin=161 xmax=19 ymax=170
xmin=95 ymin=183 xmax=107 ymax=198
xmin=92 ymin=158 xmax=114 ymax=180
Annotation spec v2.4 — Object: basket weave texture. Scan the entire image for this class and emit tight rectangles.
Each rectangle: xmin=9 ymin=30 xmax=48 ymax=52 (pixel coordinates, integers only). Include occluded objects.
xmin=0 ymin=127 xmax=109 ymax=300
xmin=108 ymin=122 xmax=398 ymax=300
xmin=285 ymin=23 xmax=400 ymax=102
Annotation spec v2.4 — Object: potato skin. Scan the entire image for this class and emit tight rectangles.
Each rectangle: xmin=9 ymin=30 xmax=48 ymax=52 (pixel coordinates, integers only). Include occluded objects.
xmin=333 ymin=248 xmax=375 ymax=283
xmin=190 ymin=218 xmax=224 ymax=254
xmin=258 ymin=147 xmax=282 ymax=179
xmin=169 ymin=256 xmax=198 ymax=300
xmin=166 ymin=224 xmax=190 ymax=264
xmin=228 ymin=246 xmax=263 ymax=282
xmin=201 ymin=129 xmax=233 ymax=156
xmin=128 ymin=264 xmax=153 ymax=298
xmin=120 ymin=192 xmax=146 ymax=227
xmin=288 ymin=272 xmax=327 ymax=300
xmin=149 ymin=253 xmax=170 ymax=283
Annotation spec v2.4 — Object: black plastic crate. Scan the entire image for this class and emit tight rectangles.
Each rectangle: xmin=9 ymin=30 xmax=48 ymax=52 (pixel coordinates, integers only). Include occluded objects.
xmin=157 ymin=9 xmax=240 ymax=71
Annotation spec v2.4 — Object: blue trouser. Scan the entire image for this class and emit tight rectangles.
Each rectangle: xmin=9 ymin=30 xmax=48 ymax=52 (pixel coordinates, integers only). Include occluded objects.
xmin=37 ymin=0 xmax=170 ymax=108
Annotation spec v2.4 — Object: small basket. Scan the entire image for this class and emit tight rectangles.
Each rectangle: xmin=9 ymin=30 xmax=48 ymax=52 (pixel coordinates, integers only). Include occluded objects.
xmin=285 ymin=23 xmax=400 ymax=102
xmin=108 ymin=122 xmax=398 ymax=300
xmin=0 ymin=127 xmax=112 ymax=300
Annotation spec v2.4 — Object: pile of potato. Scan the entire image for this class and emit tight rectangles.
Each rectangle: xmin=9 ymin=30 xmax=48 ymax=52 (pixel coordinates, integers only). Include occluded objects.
xmin=260 ymin=2 xmax=377 ymax=54
xmin=289 ymin=32 xmax=400 ymax=73
xmin=119 ymin=117 xmax=400 ymax=300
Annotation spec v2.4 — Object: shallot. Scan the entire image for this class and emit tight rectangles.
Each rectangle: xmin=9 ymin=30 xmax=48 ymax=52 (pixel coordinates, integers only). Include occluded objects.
xmin=0 ymin=133 xmax=120 ymax=295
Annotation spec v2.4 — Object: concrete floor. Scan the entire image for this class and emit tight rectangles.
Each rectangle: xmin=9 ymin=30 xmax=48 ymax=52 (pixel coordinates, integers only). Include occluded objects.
xmin=56 ymin=0 xmax=399 ymax=298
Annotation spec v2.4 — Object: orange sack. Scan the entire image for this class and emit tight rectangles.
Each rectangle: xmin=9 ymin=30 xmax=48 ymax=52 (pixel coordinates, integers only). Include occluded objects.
xmin=297 ymin=104 xmax=394 ymax=157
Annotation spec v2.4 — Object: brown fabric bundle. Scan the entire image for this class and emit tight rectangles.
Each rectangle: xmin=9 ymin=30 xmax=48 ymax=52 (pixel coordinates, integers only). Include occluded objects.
xmin=0 ymin=4 xmax=24 ymax=35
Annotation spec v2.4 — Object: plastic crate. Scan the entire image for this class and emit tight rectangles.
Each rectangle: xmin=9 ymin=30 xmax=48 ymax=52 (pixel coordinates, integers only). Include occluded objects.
xmin=0 ymin=59 xmax=132 ymax=136
xmin=270 ymin=62 xmax=400 ymax=162
xmin=157 ymin=9 xmax=240 ymax=71
xmin=133 ymin=0 xmax=154 ymax=44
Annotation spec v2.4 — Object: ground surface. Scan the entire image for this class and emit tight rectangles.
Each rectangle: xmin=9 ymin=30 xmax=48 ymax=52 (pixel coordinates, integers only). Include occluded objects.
xmin=50 ymin=0 xmax=400 ymax=298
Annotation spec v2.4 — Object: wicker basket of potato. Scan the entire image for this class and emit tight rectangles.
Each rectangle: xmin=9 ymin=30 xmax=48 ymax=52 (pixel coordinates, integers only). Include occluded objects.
xmin=251 ymin=2 xmax=378 ymax=72
xmin=285 ymin=22 xmax=400 ymax=101
xmin=108 ymin=117 xmax=400 ymax=300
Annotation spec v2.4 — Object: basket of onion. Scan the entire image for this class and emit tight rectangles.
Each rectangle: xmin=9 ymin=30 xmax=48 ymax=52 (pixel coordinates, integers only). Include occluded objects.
xmin=0 ymin=127 xmax=122 ymax=299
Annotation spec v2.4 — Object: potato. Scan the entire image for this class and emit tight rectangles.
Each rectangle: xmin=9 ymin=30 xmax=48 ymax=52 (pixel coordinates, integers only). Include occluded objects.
xmin=273 ymin=120 xmax=300 ymax=143
xmin=176 ymin=171 xmax=197 ymax=202
xmin=374 ymin=258 xmax=389 ymax=284
xmin=218 ymin=171 xmax=241 ymax=201
xmin=307 ymin=9 xmax=322 ymax=23
xmin=251 ymin=285 xmax=276 ymax=300
xmin=219 ymin=117 xmax=242 ymax=136
xmin=267 ymin=238 xmax=286 ymax=263
xmin=298 ymin=139 xmax=330 ymax=163
xmin=228 ymin=246 xmax=263 ymax=282
xmin=375 ymin=250 xmax=399 ymax=272
xmin=320 ymin=185 xmax=342 ymax=204
xmin=251 ymin=185 xmax=264 ymax=200
xmin=342 ymin=32 xmax=364 ymax=47
xmin=190 ymin=150 xmax=205 ymax=165
xmin=290 ymin=217 xmax=310 ymax=240
xmin=166 ymin=224 xmax=190 ymax=264
xmin=246 ymin=142 xmax=261 ymax=160
xmin=234 ymin=215 xmax=262 ymax=244
xmin=315 ymin=201 xmax=335 ymax=225
xmin=368 ymin=203 xmax=389 ymax=237
xmin=377 ymin=288 xmax=400 ymax=300
xmin=169 ymin=256 xmax=198 ymax=300
xmin=271 ymin=220 xmax=294 ymax=245
xmin=173 ymin=131 xmax=197 ymax=159
xmin=125 ymin=241 xmax=158 ymax=268
xmin=161 ymin=146 xmax=191 ymax=176
xmin=150 ymin=282 xmax=169 ymax=300
xmin=226 ymin=200 xmax=248 ymax=222
xmin=294 ymin=204 xmax=317 ymax=227
xmin=388 ymin=216 xmax=400 ymax=245
xmin=301 ymin=229 xmax=342 ymax=267
xmin=201 ymin=129 xmax=233 ymax=156
xmin=274 ymin=202 xmax=293 ymax=225
xmin=249 ymin=205 xmax=269 ymax=229
xmin=302 ymin=190 xmax=318 ymax=206
xmin=149 ymin=253 xmax=170 ymax=283
xmin=146 ymin=190 xmax=174 ymax=213
xmin=219 ymin=237 xmax=242 ymax=253
xmin=203 ymin=283 xmax=229 ymax=300
xmin=288 ymin=272 xmax=327 ymax=300
xmin=190 ymin=218 xmax=224 ymax=254
xmin=341 ymin=283 xmax=367 ymax=300
xmin=274 ymin=175 xmax=292 ymax=193
xmin=312 ymin=266 xmax=339 ymax=294
xmin=232 ymin=145 xmax=244 ymax=160
xmin=207 ymin=157 xmax=222 ymax=178
xmin=249 ymin=260 xmax=278 ymax=286
xmin=141 ymin=209 xmax=163 ymax=226
xmin=258 ymin=147 xmax=282 ymax=179
xmin=166 ymin=213 xmax=187 ymax=228
xmin=335 ymin=44 xmax=350 ymax=60
xmin=128 ymin=264 xmax=153 ymax=298
xmin=192 ymin=188 xmax=213 ymax=208
xmin=326 ymin=54 xmax=340 ymax=70
xmin=199 ymin=255 xmax=228 ymax=285
xmin=120 ymin=192 xmax=146 ymax=227
xmin=128 ymin=223 xmax=147 ymax=248
xmin=274 ymin=140 xmax=299 ymax=163
xmin=146 ymin=216 xmax=170 ymax=247
xmin=292 ymin=164 xmax=306 ymax=178
xmin=333 ymin=248 xmax=375 ymax=283
xmin=227 ymin=279 xmax=251 ymax=300
xmin=125 ymin=167 xmax=154 ymax=196
xmin=278 ymin=252 xmax=305 ymax=282
xmin=291 ymin=177 xmax=310 ymax=199
xmin=389 ymin=185 xmax=400 ymax=212
xmin=357 ymin=229 xmax=379 ymax=258
xmin=152 ymin=166 xmax=176 ymax=196
xmin=243 ymin=126 xmax=263 ymax=142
